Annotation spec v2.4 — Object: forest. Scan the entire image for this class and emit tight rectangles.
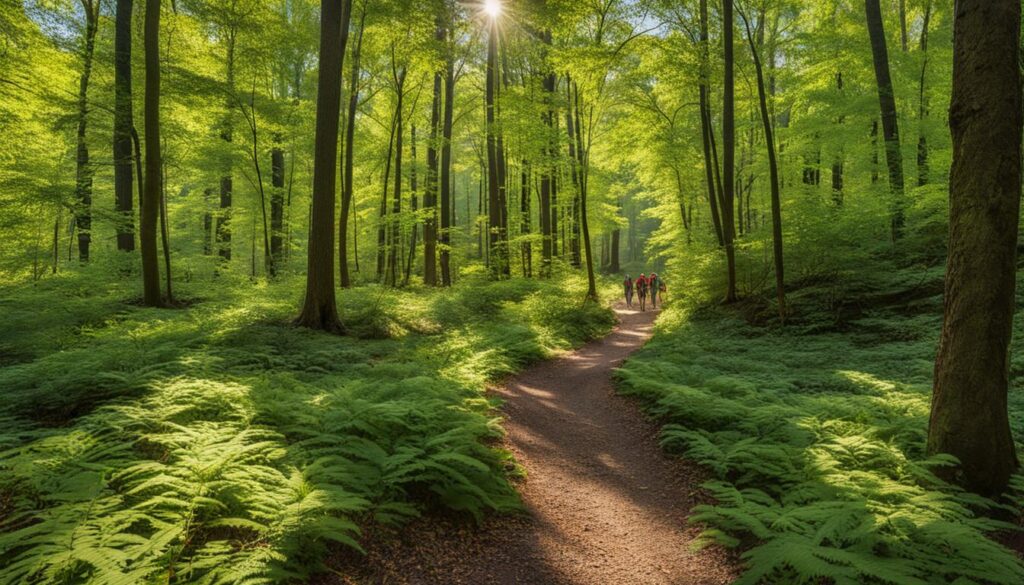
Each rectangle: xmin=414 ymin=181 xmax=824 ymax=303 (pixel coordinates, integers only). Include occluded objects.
xmin=1 ymin=0 xmax=1023 ymax=583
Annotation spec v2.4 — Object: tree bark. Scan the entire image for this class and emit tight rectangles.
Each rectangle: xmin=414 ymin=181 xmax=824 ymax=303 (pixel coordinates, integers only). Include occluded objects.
xmin=340 ymin=2 xmax=366 ymax=288
xmin=566 ymin=76 xmax=582 ymax=267
xmin=917 ymin=1 xmax=933 ymax=187
xmin=866 ymin=0 xmax=906 ymax=239
xmin=927 ymin=0 xmax=1021 ymax=497
xmin=271 ymin=142 xmax=285 ymax=275
xmin=486 ymin=19 xmax=504 ymax=279
xmin=141 ymin=0 xmax=161 ymax=306
xmin=216 ymin=32 xmax=237 ymax=261
xmin=114 ymin=0 xmax=135 ymax=252
xmin=722 ymin=0 xmax=738 ymax=303
xmin=424 ymin=16 xmax=443 ymax=286
xmin=296 ymin=0 xmax=351 ymax=332
xmin=741 ymin=7 xmax=786 ymax=322
xmin=75 ymin=0 xmax=99 ymax=262
xmin=439 ymin=20 xmax=456 ymax=286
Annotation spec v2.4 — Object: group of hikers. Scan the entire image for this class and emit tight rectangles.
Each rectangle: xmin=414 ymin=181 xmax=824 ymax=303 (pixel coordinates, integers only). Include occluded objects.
xmin=623 ymin=272 xmax=665 ymax=311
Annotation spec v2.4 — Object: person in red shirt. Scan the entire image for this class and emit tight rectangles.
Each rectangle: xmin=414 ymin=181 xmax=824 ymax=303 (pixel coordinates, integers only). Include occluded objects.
xmin=623 ymin=275 xmax=634 ymax=307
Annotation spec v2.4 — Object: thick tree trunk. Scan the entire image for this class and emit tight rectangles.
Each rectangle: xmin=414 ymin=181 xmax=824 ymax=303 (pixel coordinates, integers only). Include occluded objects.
xmin=439 ymin=26 xmax=456 ymax=286
xmin=141 ymin=0 xmax=161 ymax=306
xmin=722 ymin=0 xmax=738 ymax=303
xmin=928 ymin=0 xmax=1021 ymax=497
xmin=296 ymin=0 xmax=351 ymax=332
xmin=865 ymin=0 xmax=906 ymax=239
xmin=114 ymin=0 xmax=135 ymax=252
xmin=75 ymin=0 xmax=98 ymax=262
xmin=741 ymin=8 xmax=786 ymax=322
xmin=340 ymin=4 xmax=366 ymax=288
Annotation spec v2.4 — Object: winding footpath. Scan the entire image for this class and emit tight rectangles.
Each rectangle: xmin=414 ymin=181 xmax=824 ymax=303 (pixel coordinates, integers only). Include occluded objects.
xmin=335 ymin=304 xmax=737 ymax=584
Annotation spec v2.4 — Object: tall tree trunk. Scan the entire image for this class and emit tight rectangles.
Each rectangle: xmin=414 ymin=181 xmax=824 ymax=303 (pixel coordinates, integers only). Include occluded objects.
xmin=340 ymin=2 xmax=366 ymax=288
xmin=114 ymin=0 xmax=135 ymax=252
xmin=141 ymin=0 xmax=161 ymax=306
xmin=832 ymin=72 xmax=844 ymax=204
xmin=439 ymin=21 xmax=456 ymax=286
xmin=566 ymin=76 xmax=582 ymax=267
xmin=388 ymin=63 xmax=406 ymax=287
xmin=741 ymin=8 xmax=786 ymax=322
xmin=75 ymin=0 xmax=98 ymax=262
xmin=217 ymin=33 xmax=237 ymax=261
xmin=928 ymin=0 xmax=1021 ymax=496
xmin=539 ymin=45 xmax=555 ymax=275
xmin=486 ymin=19 xmax=503 ymax=279
xmin=866 ymin=0 xmax=906 ymax=239
xmin=296 ymin=0 xmax=351 ymax=332
xmin=424 ymin=17 xmax=443 ymax=286
xmin=521 ymin=160 xmax=532 ymax=277
xmin=917 ymin=1 xmax=933 ymax=187
xmin=271 ymin=140 xmax=285 ymax=275
xmin=405 ymin=125 xmax=418 ymax=285
xmin=378 ymin=108 xmax=398 ymax=280
xmin=722 ymin=0 xmax=739 ymax=303
xmin=577 ymin=94 xmax=598 ymax=301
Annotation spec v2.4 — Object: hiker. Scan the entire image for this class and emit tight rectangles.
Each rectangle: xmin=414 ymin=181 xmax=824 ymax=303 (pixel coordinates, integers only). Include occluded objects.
xmin=649 ymin=273 xmax=660 ymax=309
xmin=636 ymin=273 xmax=648 ymax=311
xmin=658 ymin=277 xmax=667 ymax=305
xmin=623 ymin=274 xmax=634 ymax=307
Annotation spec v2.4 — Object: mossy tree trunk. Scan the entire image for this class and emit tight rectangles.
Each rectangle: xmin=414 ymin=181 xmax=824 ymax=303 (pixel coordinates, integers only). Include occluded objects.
xmin=114 ymin=0 xmax=135 ymax=252
xmin=927 ymin=0 xmax=1021 ymax=497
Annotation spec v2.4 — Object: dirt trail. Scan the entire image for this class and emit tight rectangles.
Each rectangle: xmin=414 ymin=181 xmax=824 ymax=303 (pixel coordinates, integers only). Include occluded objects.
xmin=339 ymin=304 xmax=736 ymax=584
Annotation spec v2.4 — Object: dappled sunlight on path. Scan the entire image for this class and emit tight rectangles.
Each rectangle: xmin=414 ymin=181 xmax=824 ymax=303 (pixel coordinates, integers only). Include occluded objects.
xmin=340 ymin=303 xmax=737 ymax=584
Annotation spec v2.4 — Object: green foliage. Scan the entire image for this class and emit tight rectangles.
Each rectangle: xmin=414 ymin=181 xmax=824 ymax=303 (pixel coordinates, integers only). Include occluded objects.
xmin=618 ymin=270 xmax=1024 ymax=584
xmin=0 ymin=271 xmax=613 ymax=584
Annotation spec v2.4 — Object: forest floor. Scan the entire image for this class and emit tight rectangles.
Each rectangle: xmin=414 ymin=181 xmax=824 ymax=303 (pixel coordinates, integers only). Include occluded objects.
xmin=331 ymin=304 xmax=737 ymax=584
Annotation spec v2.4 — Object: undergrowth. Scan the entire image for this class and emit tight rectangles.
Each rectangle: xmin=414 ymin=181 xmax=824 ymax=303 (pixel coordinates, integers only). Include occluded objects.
xmin=0 ymin=270 xmax=614 ymax=584
xmin=617 ymin=266 xmax=1024 ymax=584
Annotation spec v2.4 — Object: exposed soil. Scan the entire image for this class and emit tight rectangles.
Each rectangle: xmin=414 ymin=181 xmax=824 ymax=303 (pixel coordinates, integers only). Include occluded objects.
xmin=327 ymin=304 xmax=737 ymax=584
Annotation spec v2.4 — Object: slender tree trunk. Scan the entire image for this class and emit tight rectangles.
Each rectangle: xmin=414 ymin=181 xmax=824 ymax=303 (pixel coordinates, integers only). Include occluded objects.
xmin=832 ymin=72 xmax=844 ymax=204
xmin=217 ymin=34 xmax=237 ymax=261
xmin=340 ymin=3 xmax=366 ymax=288
xmin=75 ymin=0 xmax=98 ymax=262
xmin=578 ymin=96 xmax=597 ymax=301
xmin=271 ymin=140 xmax=285 ymax=275
xmin=521 ymin=160 xmax=532 ymax=277
xmin=114 ymin=0 xmax=135 ymax=252
xmin=405 ymin=125 xmax=419 ymax=285
xmin=866 ymin=0 xmax=906 ymax=239
xmin=928 ymin=0 xmax=1021 ymax=496
xmin=388 ymin=64 xmax=406 ymax=287
xmin=722 ymin=0 xmax=738 ymax=303
xmin=159 ymin=156 xmax=172 ymax=302
xmin=917 ymin=1 xmax=933 ymax=187
xmin=439 ymin=22 xmax=456 ymax=286
xmin=566 ymin=76 xmax=582 ymax=267
xmin=296 ymin=0 xmax=351 ymax=331
xmin=424 ymin=17 xmax=443 ymax=286
xmin=141 ymin=0 xmax=161 ymax=306
xmin=378 ymin=109 xmax=398 ymax=280
xmin=486 ymin=19 xmax=503 ymax=279
xmin=539 ymin=47 xmax=555 ymax=275
xmin=741 ymin=8 xmax=786 ymax=322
